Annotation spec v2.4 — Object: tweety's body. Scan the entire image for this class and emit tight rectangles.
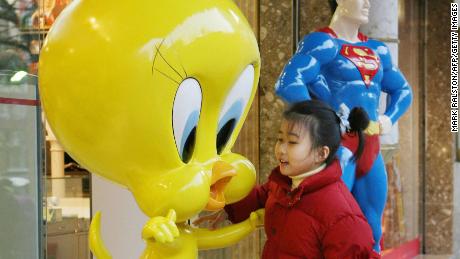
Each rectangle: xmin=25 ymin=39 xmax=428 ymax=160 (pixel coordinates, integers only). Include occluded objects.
xmin=140 ymin=221 xmax=257 ymax=259
xmin=39 ymin=0 xmax=261 ymax=258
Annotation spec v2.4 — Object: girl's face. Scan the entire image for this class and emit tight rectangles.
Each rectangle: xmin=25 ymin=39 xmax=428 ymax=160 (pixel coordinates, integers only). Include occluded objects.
xmin=337 ymin=0 xmax=370 ymax=24
xmin=275 ymin=120 xmax=327 ymax=177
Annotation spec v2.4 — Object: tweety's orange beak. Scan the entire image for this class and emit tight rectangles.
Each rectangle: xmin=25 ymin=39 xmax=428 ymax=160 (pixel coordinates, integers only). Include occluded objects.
xmin=205 ymin=161 xmax=237 ymax=211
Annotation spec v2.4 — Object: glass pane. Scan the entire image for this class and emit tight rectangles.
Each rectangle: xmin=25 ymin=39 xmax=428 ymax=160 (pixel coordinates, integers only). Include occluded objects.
xmin=45 ymin=175 xmax=91 ymax=259
xmin=0 ymin=72 xmax=41 ymax=259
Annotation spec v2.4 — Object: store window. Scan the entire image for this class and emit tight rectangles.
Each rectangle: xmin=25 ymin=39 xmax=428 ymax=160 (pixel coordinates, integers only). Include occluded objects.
xmin=0 ymin=72 xmax=41 ymax=258
xmin=0 ymin=0 xmax=43 ymax=258
xmin=0 ymin=0 xmax=91 ymax=258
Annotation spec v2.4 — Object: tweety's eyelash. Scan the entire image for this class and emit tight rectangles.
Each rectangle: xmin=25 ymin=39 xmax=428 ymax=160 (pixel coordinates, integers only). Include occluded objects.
xmin=178 ymin=62 xmax=188 ymax=78
xmin=152 ymin=39 xmax=189 ymax=85
xmin=153 ymin=68 xmax=181 ymax=85
xmin=155 ymin=44 xmax=184 ymax=79
xmin=151 ymin=38 xmax=164 ymax=75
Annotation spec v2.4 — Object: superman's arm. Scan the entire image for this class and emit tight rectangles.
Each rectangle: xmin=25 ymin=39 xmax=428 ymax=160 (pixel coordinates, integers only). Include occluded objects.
xmin=275 ymin=32 xmax=339 ymax=104
xmin=372 ymin=40 xmax=413 ymax=124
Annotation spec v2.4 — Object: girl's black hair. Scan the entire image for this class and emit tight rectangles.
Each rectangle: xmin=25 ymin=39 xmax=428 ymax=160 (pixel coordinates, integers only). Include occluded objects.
xmin=283 ymin=100 xmax=369 ymax=165
xmin=328 ymin=0 xmax=338 ymax=13
xmin=347 ymin=107 xmax=370 ymax=162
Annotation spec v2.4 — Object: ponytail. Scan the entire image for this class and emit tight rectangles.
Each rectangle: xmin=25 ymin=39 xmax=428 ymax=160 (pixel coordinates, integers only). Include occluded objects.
xmin=328 ymin=0 xmax=338 ymax=13
xmin=347 ymin=107 xmax=370 ymax=162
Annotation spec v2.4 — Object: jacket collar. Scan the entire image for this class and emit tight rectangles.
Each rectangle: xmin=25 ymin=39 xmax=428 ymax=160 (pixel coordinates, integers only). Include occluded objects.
xmin=269 ymin=159 xmax=342 ymax=195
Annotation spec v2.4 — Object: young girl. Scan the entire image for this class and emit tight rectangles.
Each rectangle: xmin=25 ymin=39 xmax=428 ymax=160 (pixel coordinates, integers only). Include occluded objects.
xmin=223 ymin=100 xmax=379 ymax=258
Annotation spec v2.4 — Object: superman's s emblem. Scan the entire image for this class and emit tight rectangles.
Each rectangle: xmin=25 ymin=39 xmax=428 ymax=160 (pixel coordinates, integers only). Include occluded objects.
xmin=340 ymin=45 xmax=380 ymax=87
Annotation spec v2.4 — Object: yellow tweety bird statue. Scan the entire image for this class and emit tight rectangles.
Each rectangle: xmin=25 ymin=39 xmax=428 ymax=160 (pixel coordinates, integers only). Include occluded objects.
xmin=38 ymin=0 xmax=261 ymax=258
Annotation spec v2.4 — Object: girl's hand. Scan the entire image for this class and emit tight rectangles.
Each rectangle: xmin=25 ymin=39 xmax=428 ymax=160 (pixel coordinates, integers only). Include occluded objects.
xmin=192 ymin=210 xmax=227 ymax=230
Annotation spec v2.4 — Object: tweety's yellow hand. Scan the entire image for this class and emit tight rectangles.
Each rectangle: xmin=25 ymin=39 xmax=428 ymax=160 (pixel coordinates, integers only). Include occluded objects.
xmin=142 ymin=209 xmax=180 ymax=243
xmin=250 ymin=209 xmax=265 ymax=228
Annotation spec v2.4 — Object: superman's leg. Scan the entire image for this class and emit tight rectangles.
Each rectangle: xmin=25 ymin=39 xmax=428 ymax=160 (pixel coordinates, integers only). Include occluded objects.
xmin=352 ymin=153 xmax=387 ymax=252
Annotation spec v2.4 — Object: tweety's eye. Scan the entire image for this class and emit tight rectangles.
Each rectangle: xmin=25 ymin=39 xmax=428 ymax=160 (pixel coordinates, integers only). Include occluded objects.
xmin=216 ymin=65 xmax=255 ymax=154
xmin=173 ymin=78 xmax=202 ymax=163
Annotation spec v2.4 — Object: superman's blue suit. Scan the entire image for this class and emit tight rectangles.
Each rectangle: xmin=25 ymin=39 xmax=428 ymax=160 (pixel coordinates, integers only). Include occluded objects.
xmin=275 ymin=27 xmax=412 ymax=252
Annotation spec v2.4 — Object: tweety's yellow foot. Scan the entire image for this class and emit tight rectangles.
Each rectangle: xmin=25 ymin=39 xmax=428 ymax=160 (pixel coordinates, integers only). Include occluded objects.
xmin=89 ymin=212 xmax=112 ymax=259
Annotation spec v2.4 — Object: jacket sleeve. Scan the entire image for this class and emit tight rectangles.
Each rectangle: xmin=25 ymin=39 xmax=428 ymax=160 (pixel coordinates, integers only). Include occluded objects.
xmin=322 ymin=215 xmax=380 ymax=259
xmin=275 ymin=32 xmax=339 ymax=104
xmin=224 ymin=182 xmax=270 ymax=223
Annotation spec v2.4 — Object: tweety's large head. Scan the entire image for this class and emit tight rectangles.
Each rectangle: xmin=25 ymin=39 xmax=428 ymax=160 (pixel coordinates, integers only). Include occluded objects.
xmin=39 ymin=0 xmax=260 ymax=222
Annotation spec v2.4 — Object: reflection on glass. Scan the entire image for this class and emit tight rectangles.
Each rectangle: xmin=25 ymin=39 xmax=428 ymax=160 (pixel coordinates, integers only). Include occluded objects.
xmin=45 ymin=176 xmax=91 ymax=221
xmin=45 ymin=127 xmax=91 ymax=259
xmin=0 ymin=72 xmax=40 ymax=259
xmin=45 ymin=168 xmax=91 ymax=259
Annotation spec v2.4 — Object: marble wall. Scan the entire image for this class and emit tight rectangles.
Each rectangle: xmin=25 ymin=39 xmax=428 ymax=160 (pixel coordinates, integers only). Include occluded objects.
xmin=298 ymin=0 xmax=332 ymax=37
xmin=423 ymin=0 xmax=454 ymax=254
xmin=259 ymin=0 xmax=293 ymax=180
xmin=454 ymin=163 xmax=460 ymax=257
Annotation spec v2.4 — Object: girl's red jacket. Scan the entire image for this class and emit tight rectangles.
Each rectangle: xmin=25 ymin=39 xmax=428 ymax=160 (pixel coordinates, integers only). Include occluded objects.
xmin=225 ymin=160 xmax=380 ymax=259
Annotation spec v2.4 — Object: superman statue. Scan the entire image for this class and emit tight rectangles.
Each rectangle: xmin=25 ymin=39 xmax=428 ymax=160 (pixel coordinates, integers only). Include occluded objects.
xmin=274 ymin=0 xmax=412 ymax=252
